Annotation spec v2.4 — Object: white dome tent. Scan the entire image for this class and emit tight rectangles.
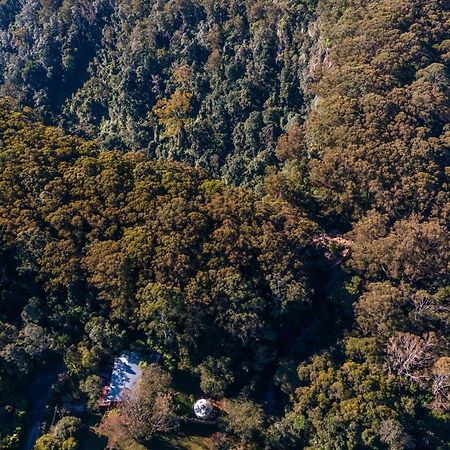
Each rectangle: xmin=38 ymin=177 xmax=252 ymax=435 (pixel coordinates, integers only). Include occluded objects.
xmin=193 ymin=398 xmax=212 ymax=419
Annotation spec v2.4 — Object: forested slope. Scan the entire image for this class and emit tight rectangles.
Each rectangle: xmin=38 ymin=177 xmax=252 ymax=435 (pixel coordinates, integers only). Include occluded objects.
xmin=0 ymin=100 xmax=321 ymax=448
xmin=0 ymin=0 xmax=449 ymax=449
xmin=0 ymin=0 xmax=318 ymax=184
xmin=268 ymin=1 xmax=450 ymax=448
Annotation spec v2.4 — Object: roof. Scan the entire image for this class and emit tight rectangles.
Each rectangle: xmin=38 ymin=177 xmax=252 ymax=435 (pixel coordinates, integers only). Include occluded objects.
xmin=106 ymin=352 xmax=142 ymax=402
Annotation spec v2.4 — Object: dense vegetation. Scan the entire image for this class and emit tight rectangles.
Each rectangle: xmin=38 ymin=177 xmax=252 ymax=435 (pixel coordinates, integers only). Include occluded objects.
xmin=0 ymin=0 xmax=318 ymax=184
xmin=0 ymin=0 xmax=449 ymax=449
xmin=0 ymin=100 xmax=322 ymax=448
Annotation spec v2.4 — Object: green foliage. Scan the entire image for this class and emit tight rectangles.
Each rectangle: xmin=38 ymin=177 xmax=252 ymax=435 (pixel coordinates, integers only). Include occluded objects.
xmin=199 ymin=356 xmax=235 ymax=398
xmin=222 ymin=397 xmax=265 ymax=443
xmin=33 ymin=434 xmax=58 ymax=450
xmin=54 ymin=416 xmax=82 ymax=442
xmin=34 ymin=434 xmax=78 ymax=450
xmin=0 ymin=0 xmax=318 ymax=184
xmin=79 ymin=375 xmax=103 ymax=410
xmin=0 ymin=101 xmax=321 ymax=448
xmin=265 ymin=2 xmax=450 ymax=444
xmin=304 ymin=0 xmax=450 ymax=224
xmin=0 ymin=101 xmax=316 ymax=383
xmin=33 ymin=416 xmax=81 ymax=450
xmin=278 ymin=352 xmax=417 ymax=449
xmin=0 ymin=0 xmax=449 ymax=448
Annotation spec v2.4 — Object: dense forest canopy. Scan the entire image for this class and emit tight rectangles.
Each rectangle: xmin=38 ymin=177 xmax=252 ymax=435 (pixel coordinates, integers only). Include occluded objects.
xmin=0 ymin=0 xmax=318 ymax=184
xmin=0 ymin=101 xmax=323 ymax=448
xmin=306 ymin=0 xmax=450 ymax=224
xmin=0 ymin=0 xmax=449 ymax=449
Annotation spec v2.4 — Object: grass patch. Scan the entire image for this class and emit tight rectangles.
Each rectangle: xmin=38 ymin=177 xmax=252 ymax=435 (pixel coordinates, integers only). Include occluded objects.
xmin=165 ymin=434 xmax=214 ymax=450
xmin=160 ymin=421 xmax=218 ymax=450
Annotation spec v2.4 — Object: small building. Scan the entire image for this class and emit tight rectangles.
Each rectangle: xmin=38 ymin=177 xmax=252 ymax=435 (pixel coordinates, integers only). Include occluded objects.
xmin=99 ymin=352 xmax=142 ymax=408
xmin=193 ymin=399 xmax=213 ymax=419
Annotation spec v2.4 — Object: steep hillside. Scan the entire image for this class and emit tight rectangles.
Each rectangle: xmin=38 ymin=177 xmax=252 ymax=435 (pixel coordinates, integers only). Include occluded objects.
xmin=0 ymin=101 xmax=323 ymax=449
xmin=0 ymin=0 xmax=318 ymax=183
xmin=0 ymin=0 xmax=449 ymax=449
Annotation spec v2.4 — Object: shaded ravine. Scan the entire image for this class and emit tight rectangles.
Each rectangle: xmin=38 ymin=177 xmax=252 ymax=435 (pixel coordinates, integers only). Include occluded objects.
xmin=23 ymin=367 xmax=60 ymax=450
xmin=263 ymin=237 xmax=351 ymax=416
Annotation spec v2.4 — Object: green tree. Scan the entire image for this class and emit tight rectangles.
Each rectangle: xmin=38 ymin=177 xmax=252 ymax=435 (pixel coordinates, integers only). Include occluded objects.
xmin=222 ymin=398 xmax=265 ymax=443
xmin=199 ymin=356 xmax=235 ymax=398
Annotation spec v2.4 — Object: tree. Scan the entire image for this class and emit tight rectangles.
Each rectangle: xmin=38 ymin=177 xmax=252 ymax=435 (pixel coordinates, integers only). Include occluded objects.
xmin=351 ymin=216 xmax=450 ymax=287
xmin=354 ymin=282 xmax=408 ymax=339
xmin=96 ymin=365 xmax=178 ymax=446
xmin=153 ymin=90 xmax=193 ymax=150
xmin=430 ymin=357 xmax=450 ymax=413
xmin=379 ymin=419 xmax=414 ymax=450
xmin=289 ymin=352 xmax=415 ymax=449
xmin=386 ymin=332 xmax=437 ymax=382
xmin=54 ymin=416 xmax=82 ymax=442
xmin=34 ymin=417 xmax=80 ymax=450
xmin=222 ymin=398 xmax=265 ymax=443
xmin=79 ymin=375 xmax=103 ymax=410
xmin=94 ymin=410 xmax=127 ymax=450
xmin=34 ymin=434 xmax=59 ymax=450
xmin=199 ymin=356 xmax=235 ymax=398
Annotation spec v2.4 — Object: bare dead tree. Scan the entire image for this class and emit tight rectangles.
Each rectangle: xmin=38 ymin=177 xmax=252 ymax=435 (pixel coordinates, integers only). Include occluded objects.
xmin=120 ymin=387 xmax=178 ymax=442
xmin=96 ymin=364 xmax=179 ymax=447
xmin=386 ymin=332 xmax=437 ymax=383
